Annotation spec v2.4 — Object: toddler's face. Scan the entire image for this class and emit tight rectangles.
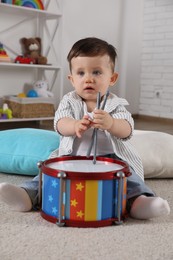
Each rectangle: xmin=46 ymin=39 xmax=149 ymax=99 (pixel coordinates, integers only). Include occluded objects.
xmin=68 ymin=54 xmax=118 ymax=103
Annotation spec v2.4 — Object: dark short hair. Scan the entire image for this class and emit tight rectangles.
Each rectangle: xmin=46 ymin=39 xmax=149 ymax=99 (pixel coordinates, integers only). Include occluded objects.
xmin=67 ymin=37 xmax=117 ymax=72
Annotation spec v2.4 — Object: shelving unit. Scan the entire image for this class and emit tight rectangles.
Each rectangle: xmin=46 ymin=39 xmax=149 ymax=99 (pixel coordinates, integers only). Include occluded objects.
xmin=0 ymin=116 xmax=54 ymax=123
xmin=0 ymin=0 xmax=63 ymax=127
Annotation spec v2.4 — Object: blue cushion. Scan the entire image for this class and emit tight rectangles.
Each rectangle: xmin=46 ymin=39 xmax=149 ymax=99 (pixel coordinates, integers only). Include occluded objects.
xmin=0 ymin=128 xmax=60 ymax=175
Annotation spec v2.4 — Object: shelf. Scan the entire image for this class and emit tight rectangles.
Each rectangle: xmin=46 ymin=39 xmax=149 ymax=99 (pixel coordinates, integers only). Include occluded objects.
xmin=0 ymin=62 xmax=61 ymax=70
xmin=0 ymin=117 xmax=54 ymax=123
xmin=0 ymin=3 xmax=62 ymax=19
xmin=0 ymin=1 xmax=62 ymax=126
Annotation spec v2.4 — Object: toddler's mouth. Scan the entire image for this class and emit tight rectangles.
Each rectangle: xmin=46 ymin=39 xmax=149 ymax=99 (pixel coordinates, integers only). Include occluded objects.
xmin=84 ymin=86 xmax=94 ymax=90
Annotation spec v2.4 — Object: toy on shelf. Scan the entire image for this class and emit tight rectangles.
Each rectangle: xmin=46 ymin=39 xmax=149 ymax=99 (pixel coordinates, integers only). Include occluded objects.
xmin=17 ymin=92 xmax=26 ymax=98
xmin=0 ymin=42 xmax=11 ymax=63
xmin=33 ymin=80 xmax=54 ymax=97
xmin=0 ymin=103 xmax=13 ymax=119
xmin=16 ymin=80 xmax=53 ymax=98
xmin=14 ymin=55 xmax=36 ymax=64
xmin=27 ymin=89 xmax=38 ymax=97
xmin=2 ymin=0 xmax=44 ymax=10
xmin=20 ymin=37 xmax=47 ymax=65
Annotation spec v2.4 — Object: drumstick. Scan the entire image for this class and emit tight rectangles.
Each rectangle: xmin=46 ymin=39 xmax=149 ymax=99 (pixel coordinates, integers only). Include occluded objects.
xmin=86 ymin=92 xmax=101 ymax=158
xmin=93 ymin=90 xmax=109 ymax=164
xmin=101 ymin=90 xmax=109 ymax=110
xmin=92 ymin=129 xmax=98 ymax=164
xmin=93 ymin=92 xmax=101 ymax=164
xmin=86 ymin=91 xmax=109 ymax=163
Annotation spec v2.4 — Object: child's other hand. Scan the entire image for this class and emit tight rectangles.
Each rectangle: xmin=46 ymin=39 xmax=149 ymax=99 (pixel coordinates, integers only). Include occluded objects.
xmin=74 ymin=115 xmax=91 ymax=138
xmin=92 ymin=109 xmax=113 ymax=130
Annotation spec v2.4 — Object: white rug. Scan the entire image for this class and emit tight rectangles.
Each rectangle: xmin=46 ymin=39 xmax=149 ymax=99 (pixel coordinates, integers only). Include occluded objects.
xmin=0 ymin=173 xmax=172 ymax=260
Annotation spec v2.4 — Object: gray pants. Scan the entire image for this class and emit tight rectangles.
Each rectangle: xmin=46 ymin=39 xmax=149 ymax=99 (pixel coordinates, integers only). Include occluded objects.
xmin=20 ymin=154 xmax=155 ymax=211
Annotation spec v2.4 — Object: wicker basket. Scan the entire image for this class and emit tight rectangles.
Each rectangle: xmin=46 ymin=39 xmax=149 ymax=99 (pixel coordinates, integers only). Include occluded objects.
xmin=4 ymin=96 xmax=55 ymax=118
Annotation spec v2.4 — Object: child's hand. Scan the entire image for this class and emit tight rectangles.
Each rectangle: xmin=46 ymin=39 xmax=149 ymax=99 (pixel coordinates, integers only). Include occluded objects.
xmin=74 ymin=115 xmax=91 ymax=138
xmin=92 ymin=109 xmax=113 ymax=131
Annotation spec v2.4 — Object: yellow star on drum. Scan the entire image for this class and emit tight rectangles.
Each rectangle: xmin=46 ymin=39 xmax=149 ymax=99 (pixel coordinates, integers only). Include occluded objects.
xmin=76 ymin=210 xmax=84 ymax=218
xmin=76 ymin=182 xmax=84 ymax=191
xmin=71 ymin=199 xmax=78 ymax=207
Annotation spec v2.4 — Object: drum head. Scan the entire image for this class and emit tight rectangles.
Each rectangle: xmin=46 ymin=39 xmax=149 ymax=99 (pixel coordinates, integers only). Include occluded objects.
xmin=47 ymin=159 xmax=124 ymax=173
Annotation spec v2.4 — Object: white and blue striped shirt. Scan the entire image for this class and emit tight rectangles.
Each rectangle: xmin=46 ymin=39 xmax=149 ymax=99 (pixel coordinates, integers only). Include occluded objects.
xmin=51 ymin=91 xmax=144 ymax=180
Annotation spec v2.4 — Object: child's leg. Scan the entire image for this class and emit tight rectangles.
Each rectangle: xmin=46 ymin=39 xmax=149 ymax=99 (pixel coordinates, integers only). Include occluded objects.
xmin=0 ymin=183 xmax=32 ymax=212
xmin=0 ymin=175 xmax=39 ymax=212
xmin=127 ymin=168 xmax=170 ymax=220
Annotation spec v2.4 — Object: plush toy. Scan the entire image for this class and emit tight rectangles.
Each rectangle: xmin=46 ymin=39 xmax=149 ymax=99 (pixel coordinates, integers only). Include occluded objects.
xmin=20 ymin=37 xmax=47 ymax=65
xmin=33 ymin=80 xmax=54 ymax=97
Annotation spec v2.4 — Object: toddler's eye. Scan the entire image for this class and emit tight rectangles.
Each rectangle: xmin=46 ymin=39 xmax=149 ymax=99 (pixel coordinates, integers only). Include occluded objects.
xmin=78 ymin=71 xmax=84 ymax=76
xmin=93 ymin=70 xmax=101 ymax=75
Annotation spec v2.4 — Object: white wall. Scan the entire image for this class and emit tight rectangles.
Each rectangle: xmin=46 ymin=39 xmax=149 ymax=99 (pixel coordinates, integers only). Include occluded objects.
xmin=62 ymin=0 xmax=122 ymax=96
xmin=139 ymin=0 xmax=173 ymax=119
xmin=62 ymin=0 xmax=146 ymax=115
xmin=117 ymin=0 xmax=144 ymax=114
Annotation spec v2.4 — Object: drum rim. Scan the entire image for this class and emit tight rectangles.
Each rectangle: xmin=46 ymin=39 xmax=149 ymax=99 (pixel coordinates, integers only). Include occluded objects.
xmin=41 ymin=210 xmax=126 ymax=227
xmin=40 ymin=156 xmax=131 ymax=179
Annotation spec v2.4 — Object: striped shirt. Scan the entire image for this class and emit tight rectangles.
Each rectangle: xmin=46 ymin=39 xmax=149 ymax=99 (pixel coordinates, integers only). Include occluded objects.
xmin=51 ymin=91 xmax=144 ymax=180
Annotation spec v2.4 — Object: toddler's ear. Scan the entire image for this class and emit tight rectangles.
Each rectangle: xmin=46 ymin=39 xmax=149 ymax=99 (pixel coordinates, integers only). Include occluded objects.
xmin=68 ymin=75 xmax=75 ymax=88
xmin=110 ymin=72 xmax=118 ymax=86
xmin=68 ymin=75 xmax=72 ymax=80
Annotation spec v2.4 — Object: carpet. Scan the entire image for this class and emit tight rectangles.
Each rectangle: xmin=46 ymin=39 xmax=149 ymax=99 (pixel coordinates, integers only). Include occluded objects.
xmin=0 ymin=173 xmax=172 ymax=260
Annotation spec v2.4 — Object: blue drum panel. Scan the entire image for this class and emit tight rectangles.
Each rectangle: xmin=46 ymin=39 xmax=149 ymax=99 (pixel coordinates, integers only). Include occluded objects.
xmin=101 ymin=180 xmax=114 ymax=219
xmin=42 ymin=174 xmax=60 ymax=217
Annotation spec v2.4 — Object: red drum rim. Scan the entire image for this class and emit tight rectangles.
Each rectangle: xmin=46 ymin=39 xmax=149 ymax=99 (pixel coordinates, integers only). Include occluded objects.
xmin=40 ymin=156 xmax=131 ymax=180
xmin=41 ymin=211 xmax=127 ymax=228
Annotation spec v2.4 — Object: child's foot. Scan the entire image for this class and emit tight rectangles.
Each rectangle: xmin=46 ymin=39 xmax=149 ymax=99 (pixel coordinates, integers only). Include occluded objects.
xmin=130 ymin=195 xmax=170 ymax=220
xmin=0 ymin=183 xmax=32 ymax=212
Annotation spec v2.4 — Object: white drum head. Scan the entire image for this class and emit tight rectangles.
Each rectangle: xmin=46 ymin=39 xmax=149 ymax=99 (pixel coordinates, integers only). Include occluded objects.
xmin=47 ymin=159 xmax=123 ymax=173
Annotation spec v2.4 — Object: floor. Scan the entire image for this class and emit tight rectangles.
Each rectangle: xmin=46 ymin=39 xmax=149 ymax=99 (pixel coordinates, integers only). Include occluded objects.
xmin=0 ymin=120 xmax=54 ymax=131
xmin=133 ymin=115 xmax=173 ymax=135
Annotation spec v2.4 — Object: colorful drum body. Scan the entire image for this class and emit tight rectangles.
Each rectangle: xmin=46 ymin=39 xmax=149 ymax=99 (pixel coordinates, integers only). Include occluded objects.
xmin=39 ymin=156 xmax=131 ymax=228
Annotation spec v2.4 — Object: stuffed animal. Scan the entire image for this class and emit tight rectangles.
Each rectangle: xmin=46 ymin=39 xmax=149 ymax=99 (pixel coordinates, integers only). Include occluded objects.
xmin=33 ymin=80 xmax=54 ymax=97
xmin=20 ymin=37 xmax=47 ymax=65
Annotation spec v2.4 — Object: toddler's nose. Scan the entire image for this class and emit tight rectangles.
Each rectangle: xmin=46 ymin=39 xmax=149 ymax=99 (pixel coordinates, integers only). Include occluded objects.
xmin=85 ymin=74 xmax=94 ymax=83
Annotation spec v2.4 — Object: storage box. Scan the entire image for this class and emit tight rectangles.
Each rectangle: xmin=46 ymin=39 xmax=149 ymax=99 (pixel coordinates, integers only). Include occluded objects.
xmin=4 ymin=96 xmax=55 ymax=118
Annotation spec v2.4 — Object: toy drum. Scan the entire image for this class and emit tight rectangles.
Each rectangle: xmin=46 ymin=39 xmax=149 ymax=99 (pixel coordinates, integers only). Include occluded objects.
xmin=38 ymin=156 xmax=131 ymax=228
